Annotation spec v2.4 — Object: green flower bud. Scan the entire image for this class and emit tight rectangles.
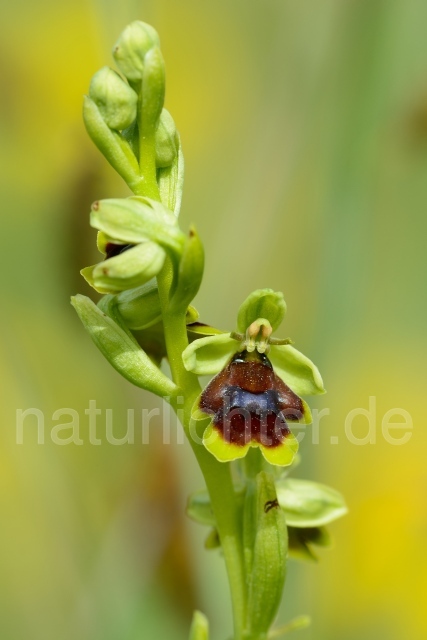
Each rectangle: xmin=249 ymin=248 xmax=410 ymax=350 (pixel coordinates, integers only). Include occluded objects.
xmin=169 ymin=226 xmax=204 ymax=312
xmin=112 ymin=21 xmax=160 ymax=82
xmin=90 ymin=197 xmax=185 ymax=257
xmin=81 ymin=241 xmax=166 ymax=294
xmin=276 ymin=478 xmax=348 ymax=528
xmin=244 ymin=471 xmax=287 ymax=638
xmin=71 ymin=294 xmax=177 ymax=397
xmin=83 ymin=96 xmax=142 ymax=192
xmin=89 ymin=66 xmax=137 ymax=130
xmin=189 ymin=611 xmax=209 ymax=640
xmin=155 ymin=109 xmax=178 ymax=167
xmin=114 ymin=279 xmax=161 ymax=330
xmin=237 ymin=289 xmax=286 ymax=333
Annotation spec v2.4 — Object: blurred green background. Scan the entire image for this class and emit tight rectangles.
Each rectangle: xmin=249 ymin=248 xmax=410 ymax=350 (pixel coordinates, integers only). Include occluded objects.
xmin=1 ymin=0 xmax=426 ymax=638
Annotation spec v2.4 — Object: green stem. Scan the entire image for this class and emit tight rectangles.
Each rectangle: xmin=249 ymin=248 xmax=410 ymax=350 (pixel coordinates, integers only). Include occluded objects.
xmin=156 ymin=258 xmax=247 ymax=639
xmin=139 ymin=133 xmax=160 ymax=199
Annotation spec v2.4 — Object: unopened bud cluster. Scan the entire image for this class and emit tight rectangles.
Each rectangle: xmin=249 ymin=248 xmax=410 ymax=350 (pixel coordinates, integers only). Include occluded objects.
xmin=73 ymin=22 xmax=203 ymax=397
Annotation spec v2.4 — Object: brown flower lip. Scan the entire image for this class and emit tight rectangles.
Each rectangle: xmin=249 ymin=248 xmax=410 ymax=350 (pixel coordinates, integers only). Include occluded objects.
xmin=200 ymin=350 xmax=306 ymax=448
xmin=105 ymin=242 xmax=135 ymax=259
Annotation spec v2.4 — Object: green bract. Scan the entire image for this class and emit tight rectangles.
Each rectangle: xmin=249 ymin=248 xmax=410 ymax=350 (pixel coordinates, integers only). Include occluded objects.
xmin=71 ymin=294 xmax=177 ymax=397
xmin=244 ymin=472 xmax=287 ymax=637
xmin=155 ymin=109 xmax=178 ymax=168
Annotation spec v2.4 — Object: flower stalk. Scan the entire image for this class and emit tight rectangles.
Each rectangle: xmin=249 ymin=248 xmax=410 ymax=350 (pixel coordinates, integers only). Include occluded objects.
xmin=73 ymin=20 xmax=347 ymax=640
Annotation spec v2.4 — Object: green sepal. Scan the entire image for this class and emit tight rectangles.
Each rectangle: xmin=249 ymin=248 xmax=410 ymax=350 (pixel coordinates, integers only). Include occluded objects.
xmin=276 ymin=478 xmax=348 ymax=528
xmin=112 ymin=21 xmax=160 ymax=83
xmin=186 ymin=322 xmax=224 ymax=342
xmin=245 ymin=471 xmax=287 ymax=638
xmin=81 ymin=242 xmax=166 ymax=294
xmin=71 ymin=294 xmax=177 ymax=397
xmin=269 ymin=344 xmax=325 ymax=396
xmin=157 ymin=132 xmax=184 ymax=215
xmin=186 ymin=489 xmax=216 ymax=527
xmin=204 ymin=528 xmax=220 ymax=550
xmin=188 ymin=611 xmax=209 ymax=640
xmin=114 ymin=279 xmax=161 ymax=329
xmin=288 ymin=526 xmax=332 ymax=563
xmin=182 ymin=333 xmax=235 ymax=375
xmin=155 ymin=109 xmax=178 ymax=168
xmin=237 ymin=289 xmax=286 ymax=333
xmin=89 ymin=66 xmax=137 ymax=131
xmin=90 ymin=197 xmax=185 ymax=256
xmin=186 ymin=306 xmax=200 ymax=324
xmin=169 ymin=226 xmax=204 ymax=313
xmin=83 ymin=96 xmax=143 ymax=193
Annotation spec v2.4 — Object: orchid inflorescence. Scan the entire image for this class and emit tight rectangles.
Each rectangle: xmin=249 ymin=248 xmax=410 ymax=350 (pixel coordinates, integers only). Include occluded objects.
xmin=71 ymin=21 xmax=347 ymax=640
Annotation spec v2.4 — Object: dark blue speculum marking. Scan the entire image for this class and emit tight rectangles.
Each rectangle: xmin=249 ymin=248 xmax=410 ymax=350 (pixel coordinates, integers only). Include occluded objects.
xmin=227 ymin=387 xmax=281 ymax=415
xmin=200 ymin=349 xmax=305 ymax=448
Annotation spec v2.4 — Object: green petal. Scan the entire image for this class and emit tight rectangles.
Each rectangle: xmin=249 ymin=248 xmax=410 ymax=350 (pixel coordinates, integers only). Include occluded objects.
xmin=182 ymin=333 xmax=236 ymax=375
xmin=237 ymin=289 xmax=286 ymax=333
xmin=186 ymin=323 xmax=224 ymax=342
xmin=96 ymin=231 xmax=113 ymax=254
xmin=203 ymin=423 xmax=250 ymax=462
xmin=81 ymin=242 xmax=165 ymax=293
xmin=270 ymin=344 xmax=325 ymax=396
xmin=275 ymin=478 xmax=348 ymax=528
xmin=259 ymin=432 xmax=299 ymax=467
xmin=185 ymin=306 xmax=200 ymax=324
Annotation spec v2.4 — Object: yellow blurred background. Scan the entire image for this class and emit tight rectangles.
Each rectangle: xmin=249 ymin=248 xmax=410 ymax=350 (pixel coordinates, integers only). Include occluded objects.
xmin=1 ymin=0 xmax=426 ymax=638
